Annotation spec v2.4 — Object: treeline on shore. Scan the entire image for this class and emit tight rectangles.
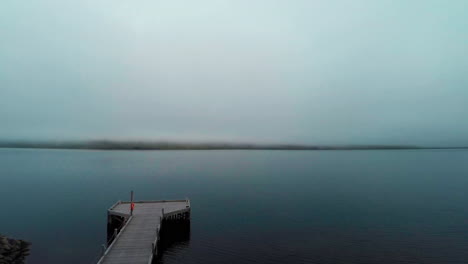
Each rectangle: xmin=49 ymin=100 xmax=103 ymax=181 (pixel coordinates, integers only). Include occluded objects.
xmin=0 ymin=140 xmax=464 ymax=150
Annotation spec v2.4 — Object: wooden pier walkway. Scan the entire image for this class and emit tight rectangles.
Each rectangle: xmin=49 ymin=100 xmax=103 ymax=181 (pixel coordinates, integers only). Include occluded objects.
xmin=97 ymin=199 xmax=191 ymax=264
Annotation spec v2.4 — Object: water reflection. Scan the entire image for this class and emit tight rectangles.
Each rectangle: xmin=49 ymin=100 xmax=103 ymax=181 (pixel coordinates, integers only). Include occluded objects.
xmin=153 ymin=222 xmax=191 ymax=264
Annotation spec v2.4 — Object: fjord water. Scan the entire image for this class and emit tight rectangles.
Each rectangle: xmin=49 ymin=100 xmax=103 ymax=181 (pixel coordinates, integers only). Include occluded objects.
xmin=1 ymin=149 xmax=468 ymax=264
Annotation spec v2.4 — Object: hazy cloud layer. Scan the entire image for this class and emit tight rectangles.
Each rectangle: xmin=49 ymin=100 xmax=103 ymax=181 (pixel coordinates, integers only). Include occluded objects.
xmin=1 ymin=0 xmax=467 ymax=145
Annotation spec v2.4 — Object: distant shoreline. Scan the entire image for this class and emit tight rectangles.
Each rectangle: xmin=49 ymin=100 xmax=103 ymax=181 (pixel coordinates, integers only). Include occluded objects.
xmin=0 ymin=141 xmax=466 ymax=151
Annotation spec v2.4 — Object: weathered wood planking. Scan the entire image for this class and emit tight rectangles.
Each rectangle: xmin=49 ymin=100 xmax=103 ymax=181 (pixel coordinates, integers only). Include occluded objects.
xmin=97 ymin=200 xmax=190 ymax=264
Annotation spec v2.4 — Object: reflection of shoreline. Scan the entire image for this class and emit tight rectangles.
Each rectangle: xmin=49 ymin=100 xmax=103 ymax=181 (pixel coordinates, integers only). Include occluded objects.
xmin=153 ymin=222 xmax=191 ymax=264
xmin=0 ymin=140 xmax=466 ymax=150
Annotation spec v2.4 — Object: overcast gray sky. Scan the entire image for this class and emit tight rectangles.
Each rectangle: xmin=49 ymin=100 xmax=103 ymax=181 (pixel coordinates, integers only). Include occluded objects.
xmin=1 ymin=0 xmax=467 ymax=145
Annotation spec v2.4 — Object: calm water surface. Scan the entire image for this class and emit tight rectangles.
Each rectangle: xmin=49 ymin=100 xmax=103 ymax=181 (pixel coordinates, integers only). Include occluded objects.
xmin=1 ymin=149 xmax=468 ymax=264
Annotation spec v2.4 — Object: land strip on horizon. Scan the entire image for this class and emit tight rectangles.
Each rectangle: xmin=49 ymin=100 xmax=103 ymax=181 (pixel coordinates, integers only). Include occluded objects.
xmin=0 ymin=140 xmax=466 ymax=150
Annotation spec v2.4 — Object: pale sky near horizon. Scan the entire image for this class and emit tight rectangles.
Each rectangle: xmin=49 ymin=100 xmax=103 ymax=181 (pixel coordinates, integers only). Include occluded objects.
xmin=1 ymin=0 xmax=467 ymax=145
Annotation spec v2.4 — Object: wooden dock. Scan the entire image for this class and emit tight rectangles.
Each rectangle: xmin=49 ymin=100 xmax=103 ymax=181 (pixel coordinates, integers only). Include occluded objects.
xmin=96 ymin=199 xmax=191 ymax=264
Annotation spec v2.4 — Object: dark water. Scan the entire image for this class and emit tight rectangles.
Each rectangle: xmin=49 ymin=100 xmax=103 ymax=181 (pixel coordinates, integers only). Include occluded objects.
xmin=1 ymin=149 xmax=468 ymax=264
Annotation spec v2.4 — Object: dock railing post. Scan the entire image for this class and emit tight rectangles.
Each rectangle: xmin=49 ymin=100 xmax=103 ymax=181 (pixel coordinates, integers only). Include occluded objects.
xmin=130 ymin=190 xmax=134 ymax=216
